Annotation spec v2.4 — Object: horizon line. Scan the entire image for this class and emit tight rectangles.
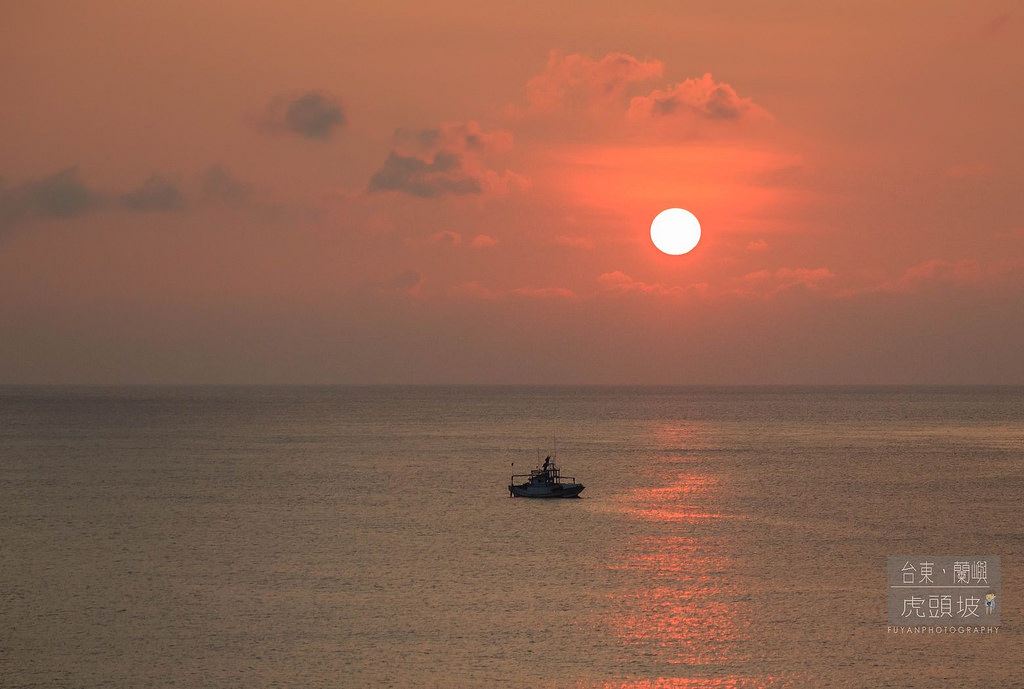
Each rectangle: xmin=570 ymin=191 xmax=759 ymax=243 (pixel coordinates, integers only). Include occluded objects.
xmin=2 ymin=382 xmax=1023 ymax=389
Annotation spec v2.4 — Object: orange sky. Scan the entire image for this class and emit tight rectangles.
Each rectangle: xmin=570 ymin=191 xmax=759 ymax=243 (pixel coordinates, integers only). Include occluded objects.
xmin=1 ymin=1 xmax=1022 ymax=383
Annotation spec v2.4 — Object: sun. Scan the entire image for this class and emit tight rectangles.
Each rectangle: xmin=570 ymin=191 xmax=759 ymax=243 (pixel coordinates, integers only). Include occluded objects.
xmin=651 ymin=208 xmax=701 ymax=255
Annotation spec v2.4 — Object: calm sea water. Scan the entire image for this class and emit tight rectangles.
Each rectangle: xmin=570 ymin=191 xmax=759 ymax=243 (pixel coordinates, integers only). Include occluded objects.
xmin=1 ymin=386 xmax=1022 ymax=687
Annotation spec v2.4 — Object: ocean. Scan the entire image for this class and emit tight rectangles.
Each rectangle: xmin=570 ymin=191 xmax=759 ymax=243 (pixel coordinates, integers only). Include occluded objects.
xmin=1 ymin=386 xmax=1022 ymax=687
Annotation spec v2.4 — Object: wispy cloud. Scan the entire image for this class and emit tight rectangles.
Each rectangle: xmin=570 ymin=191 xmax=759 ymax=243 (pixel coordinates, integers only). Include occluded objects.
xmin=737 ymin=264 xmax=839 ymax=294
xmin=470 ymin=234 xmax=497 ymax=248
xmin=884 ymin=259 xmax=984 ymax=292
xmin=731 ymin=267 xmax=836 ymax=298
xmin=554 ymin=235 xmax=595 ymax=249
xmin=598 ymin=270 xmax=707 ymax=297
xmin=452 ymin=281 xmax=576 ymax=300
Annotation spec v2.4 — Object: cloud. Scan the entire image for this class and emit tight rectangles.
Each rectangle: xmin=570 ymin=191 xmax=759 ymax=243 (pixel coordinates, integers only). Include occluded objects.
xmin=368 ymin=121 xmax=527 ymax=198
xmin=394 ymin=121 xmax=513 ymax=156
xmin=0 ymin=167 xmax=101 ymax=230
xmin=839 ymin=253 xmax=1024 ymax=294
xmin=733 ymin=266 xmax=835 ymax=297
xmin=746 ymin=239 xmax=768 ymax=251
xmin=516 ymin=51 xmax=664 ymax=116
xmin=885 ymin=259 xmax=984 ymax=293
xmin=598 ymin=270 xmax=707 ymax=297
xmin=627 ymin=73 xmax=771 ymax=138
xmin=842 ymin=258 xmax=1024 ymax=297
xmin=261 ymin=91 xmax=346 ymax=141
xmin=21 ymin=167 xmax=100 ymax=218
xmin=404 ymin=231 xmax=496 ymax=249
xmin=451 ymin=281 xmax=498 ymax=299
xmin=600 ymin=270 xmax=651 ymax=293
xmin=470 ymin=234 xmax=497 ymax=248
xmin=199 ymin=165 xmax=251 ymax=205
xmin=119 ymin=174 xmax=185 ymax=212
xmin=428 ymin=230 xmax=462 ymax=245
xmin=511 ymin=54 xmax=770 ymax=146
xmin=1 ymin=166 xmax=239 ymax=233
xmin=452 ymin=281 xmax=575 ymax=300
xmin=511 ymin=286 xmax=576 ymax=299
xmin=598 ymin=267 xmax=835 ymax=300
xmin=368 ymin=152 xmax=483 ymax=198
xmin=554 ymin=235 xmax=595 ymax=250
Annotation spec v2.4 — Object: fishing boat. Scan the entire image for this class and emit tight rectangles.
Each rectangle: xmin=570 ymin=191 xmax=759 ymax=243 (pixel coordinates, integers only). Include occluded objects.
xmin=508 ymin=455 xmax=585 ymax=498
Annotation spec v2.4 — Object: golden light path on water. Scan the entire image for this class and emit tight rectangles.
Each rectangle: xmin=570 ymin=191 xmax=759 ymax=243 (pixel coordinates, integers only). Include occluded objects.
xmin=598 ymin=423 xmax=783 ymax=689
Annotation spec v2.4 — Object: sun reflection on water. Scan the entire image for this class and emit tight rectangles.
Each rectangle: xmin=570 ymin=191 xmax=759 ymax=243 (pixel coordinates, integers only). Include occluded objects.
xmin=603 ymin=436 xmax=781 ymax=688
xmin=614 ymin=476 xmax=726 ymax=523
xmin=602 ymin=678 xmax=786 ymax=688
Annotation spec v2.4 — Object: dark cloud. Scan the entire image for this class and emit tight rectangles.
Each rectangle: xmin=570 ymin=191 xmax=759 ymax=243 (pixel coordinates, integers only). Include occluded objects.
xmin=415 ymin=128 xmax=442 ymax=150
xmin=652 ymin=98 xmax=679 ymax=116
xmin=262 ymin=91 xmax=346 ymax=141
xmin=25 ymin=167 xmax=101 ymax=217
xmin=641 ymin=80 xmax=745 ymax=120
xmin=645 ymin=86 xmax=742 ymax=120
xmin=627 ymin=73 xmax=771 ymax=135
xmin=119 ymin=174 xmax=185 ymax=212
xmin=199 ymin=165 xmax=251 ymax=205
xmin=286 ymin=92 xmax=346 ymax=139
xmin=368 ymin=121 xmax=526 ymax=198
xmin=368 ymin=151 xmax=482 ymax=198
xmin=0 ymin=167 xmax=101 ymax=231
xmin=394 ymin=121 xmax=512 ymax=157
xmin=705 ymin=85 xmax=743 ymax=119
xmin=0 ymin=167 xmax=200 ymax=233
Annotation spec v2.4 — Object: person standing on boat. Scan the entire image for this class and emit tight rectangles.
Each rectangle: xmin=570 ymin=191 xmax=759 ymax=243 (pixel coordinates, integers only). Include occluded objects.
xmin=543 ymin=456 xmax=551 ymax=472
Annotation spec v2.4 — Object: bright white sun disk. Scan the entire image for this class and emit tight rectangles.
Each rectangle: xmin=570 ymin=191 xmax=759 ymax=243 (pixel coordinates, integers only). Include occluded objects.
xmin=651 ymin=208 xmax=701 ymax=255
